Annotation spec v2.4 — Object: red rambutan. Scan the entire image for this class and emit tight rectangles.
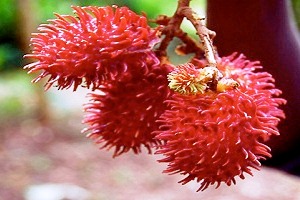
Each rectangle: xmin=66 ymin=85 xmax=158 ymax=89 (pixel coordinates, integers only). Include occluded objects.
xmin=24 ymin=6 xmax=158 ymax=90
xmin=82 ymin=53 xmax=171 ymax=157
xmin=156 ymin=53 xmax=286 ymax=191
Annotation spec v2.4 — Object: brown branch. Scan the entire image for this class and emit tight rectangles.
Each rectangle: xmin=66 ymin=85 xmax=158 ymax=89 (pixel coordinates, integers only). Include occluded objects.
xmin=150 ymin=15 xmax=171 ymax=26
xmin=179 ymin=6 xmax=217 ymax=66
xmin=154 ymin=0 xmax=191 ymax=60
xmin=153 ymin=0 xmax=217 ymax=66
xmin=174 ymin=29 xmax=204 ymax=57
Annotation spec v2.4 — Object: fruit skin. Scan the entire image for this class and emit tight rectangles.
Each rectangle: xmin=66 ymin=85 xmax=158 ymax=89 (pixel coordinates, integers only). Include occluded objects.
xmin=24 ymin=6 xmax=158 ymax=90
xmin=156 ymin=53 xmax=286 ymax=191
xmin=82 ymin=53 xmax=172 ymax=157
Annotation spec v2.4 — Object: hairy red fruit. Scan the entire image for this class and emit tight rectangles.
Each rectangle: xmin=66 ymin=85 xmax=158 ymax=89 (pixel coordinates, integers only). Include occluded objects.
xmin=82 ymin=54 xmax=171 ymax=157
xmin=24 ymin=6 xmax=158 ymax=90
xmin=156 ymin=53 xmax=286 ymax=191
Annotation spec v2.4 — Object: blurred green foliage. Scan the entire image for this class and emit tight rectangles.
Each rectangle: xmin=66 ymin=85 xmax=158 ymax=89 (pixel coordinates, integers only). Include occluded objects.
xmin=0 ymin=0 xmax=17 ymax=42
xmin=0 ymin=44 xmax=23 ymax=71
xmin=0 ymin=70 xmax=34 ymax=118
xmin=292 ymin=0 xmax=300 ymax=28
xmin=0 ymin=0 xmax=20 ymax=70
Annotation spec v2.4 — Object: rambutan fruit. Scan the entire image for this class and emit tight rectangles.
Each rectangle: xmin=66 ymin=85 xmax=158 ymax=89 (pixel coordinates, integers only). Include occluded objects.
xmin=156 ymin=53 xmax=286 ymax=191
xmin=82 ymin=54 xmax=171 ymax=157
xmin=24 ymin=6 xmax=158 ymax=90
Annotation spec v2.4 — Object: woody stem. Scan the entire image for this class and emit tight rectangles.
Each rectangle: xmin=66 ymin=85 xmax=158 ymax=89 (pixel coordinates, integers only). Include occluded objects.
xmin=179 ymin=6 xmax=217 ymax=66
xmin=156 ymin=0 xmax=191 ymax=59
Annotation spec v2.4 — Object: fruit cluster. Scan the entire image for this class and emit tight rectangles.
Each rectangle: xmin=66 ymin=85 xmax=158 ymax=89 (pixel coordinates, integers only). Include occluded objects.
xmin=24 ymin=5 xmax=286 ymax=191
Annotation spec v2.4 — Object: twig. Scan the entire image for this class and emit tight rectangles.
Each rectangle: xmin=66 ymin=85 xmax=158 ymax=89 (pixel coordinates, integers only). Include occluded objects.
xmin=154 ymin=0 xmax=217 ymax=66
xmin=179 ymin=6 xmax=217 ymax=66
xmin=174 ymin=29 xmax=204 ymax=57
xmin=155 ymin=0 xmax=191 ymax=60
